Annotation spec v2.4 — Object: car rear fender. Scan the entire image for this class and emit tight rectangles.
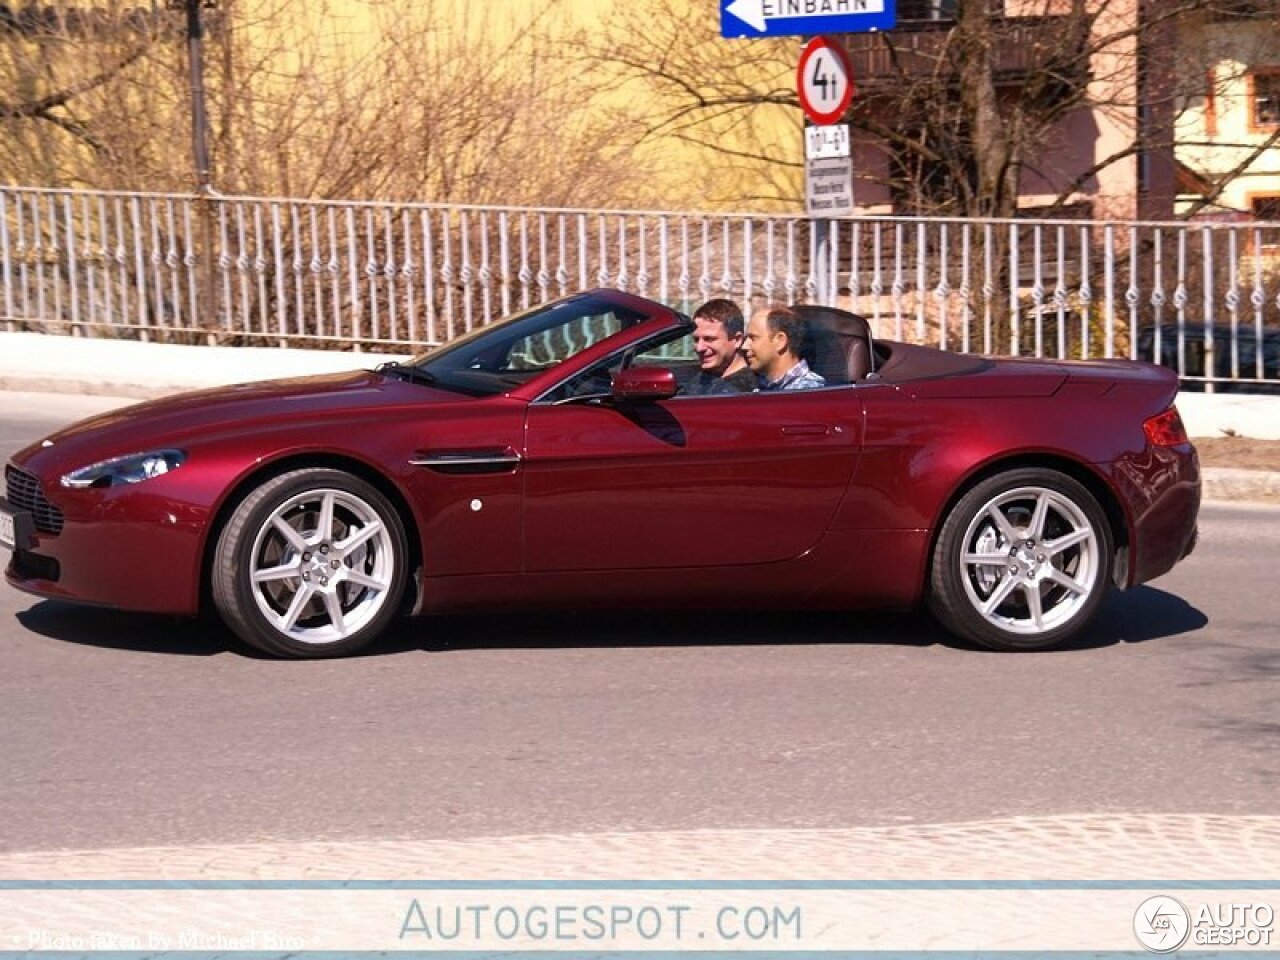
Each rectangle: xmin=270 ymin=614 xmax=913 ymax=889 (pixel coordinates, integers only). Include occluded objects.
xmin=921 ymin=451 xmax=1133 ymax=591
xmin=836 ymin=386 xmax=1139 ymax=595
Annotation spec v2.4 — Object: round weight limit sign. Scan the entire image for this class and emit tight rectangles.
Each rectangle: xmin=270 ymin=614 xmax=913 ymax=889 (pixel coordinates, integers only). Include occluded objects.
xmin=797 ymin=36 xmax=854 ymax=126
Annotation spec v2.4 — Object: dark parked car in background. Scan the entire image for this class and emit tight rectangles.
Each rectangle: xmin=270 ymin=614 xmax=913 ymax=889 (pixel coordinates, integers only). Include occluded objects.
xmin=1138 ymin=322 xmax=1280 ymax=393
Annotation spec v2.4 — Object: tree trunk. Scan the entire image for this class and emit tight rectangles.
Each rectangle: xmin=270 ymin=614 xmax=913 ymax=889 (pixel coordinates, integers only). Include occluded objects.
xmin=953 ymin=0 xmax=1018 ymax=219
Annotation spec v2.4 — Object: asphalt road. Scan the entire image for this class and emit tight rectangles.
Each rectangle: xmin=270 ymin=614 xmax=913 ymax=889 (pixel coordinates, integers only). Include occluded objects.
xmin=0 ymin=392 xmax=1277 ymax=853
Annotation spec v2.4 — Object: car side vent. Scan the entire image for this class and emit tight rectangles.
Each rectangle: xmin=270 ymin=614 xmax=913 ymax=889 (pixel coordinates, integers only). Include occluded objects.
xmin=4 ymin=465 xmax=64 ymax=535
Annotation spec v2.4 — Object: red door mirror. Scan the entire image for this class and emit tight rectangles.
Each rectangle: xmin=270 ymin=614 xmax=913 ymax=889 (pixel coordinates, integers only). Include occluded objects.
xmin=611 ymin=367 xmax=678 ymax=402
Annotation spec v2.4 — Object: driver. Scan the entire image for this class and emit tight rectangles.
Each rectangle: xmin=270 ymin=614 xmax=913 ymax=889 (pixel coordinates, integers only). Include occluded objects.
xmin=684 ymin=299 xmax=757 ymax=395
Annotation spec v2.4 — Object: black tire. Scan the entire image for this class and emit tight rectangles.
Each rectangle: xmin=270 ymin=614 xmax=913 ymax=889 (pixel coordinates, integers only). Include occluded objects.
xmin=928 ymin=468 xmax=1114 ymax=651
xmin=212 ymin=468 xmax=408 ymax=659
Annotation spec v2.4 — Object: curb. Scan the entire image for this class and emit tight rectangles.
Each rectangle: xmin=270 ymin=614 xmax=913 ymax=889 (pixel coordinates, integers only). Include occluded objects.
xmin=1202 ymin=467 xmax=1280 ymax=503
xmin=0 ymin=375 xmax=209 ymax=401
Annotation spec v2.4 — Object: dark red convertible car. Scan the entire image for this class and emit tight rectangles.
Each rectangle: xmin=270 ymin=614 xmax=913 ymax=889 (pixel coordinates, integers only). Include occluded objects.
xmin=2 ymin=289 xmax=1199 ymax=658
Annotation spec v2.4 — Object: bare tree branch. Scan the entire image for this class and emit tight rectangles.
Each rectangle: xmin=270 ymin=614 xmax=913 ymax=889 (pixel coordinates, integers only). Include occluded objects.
xmin=1183 ymin=125 xmax=1280 ymax=216
xmin=0 ymin=44 xmax=148 ymax=118
xmin=573 ymin=0 xmax=1279 ymax=217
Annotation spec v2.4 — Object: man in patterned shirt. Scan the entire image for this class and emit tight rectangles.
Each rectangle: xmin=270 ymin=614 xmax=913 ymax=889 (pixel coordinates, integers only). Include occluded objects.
xmin=744 ymin=305 xmax=826 ymax=391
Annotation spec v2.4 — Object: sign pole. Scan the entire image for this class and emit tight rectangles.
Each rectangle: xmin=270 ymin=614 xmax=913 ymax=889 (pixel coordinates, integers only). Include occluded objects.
xmin=187 ymin=0 xmax=219 ymax=344
xmin=798 ymin=38 xmax=855 ymax=305
xmin=720 ymin=3 xmax=894 ymax=308
xmin=815 ymin=218 xmax=833 ymax=307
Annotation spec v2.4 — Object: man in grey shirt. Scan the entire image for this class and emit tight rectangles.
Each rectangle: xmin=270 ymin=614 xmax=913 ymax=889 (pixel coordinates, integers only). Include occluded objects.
xmin=683 ymin=299 xmax=758 ymax=395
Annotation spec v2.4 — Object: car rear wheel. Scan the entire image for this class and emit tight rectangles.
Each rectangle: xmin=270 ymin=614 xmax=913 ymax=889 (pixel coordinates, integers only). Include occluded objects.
xmin=212 ymin=468 xmax=408 ymax=658
xmin=928 ymin=468 xmax=1113 ymax=651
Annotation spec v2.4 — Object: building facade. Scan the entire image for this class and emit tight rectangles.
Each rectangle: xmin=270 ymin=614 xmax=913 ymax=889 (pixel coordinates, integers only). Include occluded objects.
xmin=1175 ymin=2 xmax=1280 ymax=221
xmin=841 ymin=0 xmax=1177 ymax=220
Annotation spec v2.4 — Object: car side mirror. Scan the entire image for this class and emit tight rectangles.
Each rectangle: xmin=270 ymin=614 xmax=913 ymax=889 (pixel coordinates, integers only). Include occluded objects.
xmin=611 ymin=367 xmax=678 ymax=402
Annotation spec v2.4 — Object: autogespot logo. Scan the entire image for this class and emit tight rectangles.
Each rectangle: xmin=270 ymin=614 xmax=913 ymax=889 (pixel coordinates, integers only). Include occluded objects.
xmin=1134 ymin=896 xmax=1192 ymax=953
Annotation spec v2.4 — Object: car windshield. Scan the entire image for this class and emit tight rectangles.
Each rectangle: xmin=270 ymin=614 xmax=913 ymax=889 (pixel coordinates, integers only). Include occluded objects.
xmin=388 ymin=294 xmax=653 ymax=397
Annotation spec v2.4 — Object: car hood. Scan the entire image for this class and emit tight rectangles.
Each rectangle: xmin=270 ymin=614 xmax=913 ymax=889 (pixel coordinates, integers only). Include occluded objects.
xmin=13 ymin=370 xmax=470 ymax=474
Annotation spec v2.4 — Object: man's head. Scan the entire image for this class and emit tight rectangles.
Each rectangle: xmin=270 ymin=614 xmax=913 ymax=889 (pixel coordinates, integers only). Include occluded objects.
xmin=691 ymin=299 xmax=745 ymax=376
xmin=745 ymin=306 xmax=803 ymax=380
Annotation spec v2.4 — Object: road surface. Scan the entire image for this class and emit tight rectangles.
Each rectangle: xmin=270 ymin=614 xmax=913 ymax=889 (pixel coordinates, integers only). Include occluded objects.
xmin=0 ymin=392 xmax=1275 ymax=853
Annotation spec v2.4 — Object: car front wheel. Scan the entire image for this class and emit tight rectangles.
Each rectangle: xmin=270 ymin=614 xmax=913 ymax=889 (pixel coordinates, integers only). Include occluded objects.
xmin=928 ymin=468 xmax=1114 ymax=651
xmin=212 ymin=468 xmax=408 ymax=658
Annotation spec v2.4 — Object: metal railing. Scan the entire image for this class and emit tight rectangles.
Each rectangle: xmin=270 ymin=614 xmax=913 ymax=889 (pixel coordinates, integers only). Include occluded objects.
xmin=3 ymin=184 xmax=1280 ymax=390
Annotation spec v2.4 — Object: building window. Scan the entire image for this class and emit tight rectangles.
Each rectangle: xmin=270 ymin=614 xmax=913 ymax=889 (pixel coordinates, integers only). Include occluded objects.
xmin=898 ymin=0 xmax=959 ymax=21
xmin=1252 ymin=196 xmax=1280 ymax=221
xmin=890 ymin=136 xmax=964 ymax=214
xmin=1210 ymin=0 xmax=1272 ymax=20
xmin=1250 ymin=196 xmax=1280 ymax=257
xmin=896 ymin=0 xmax=1009 ymax=23
xmin=1205 ymin=69 xmax=1218 ymax=137
xmin=1249 ymin=70 xmax=1280 ymax=130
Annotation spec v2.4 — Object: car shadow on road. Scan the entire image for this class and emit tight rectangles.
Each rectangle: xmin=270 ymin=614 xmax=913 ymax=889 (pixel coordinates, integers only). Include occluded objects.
xmin=387 ymin=608 xmax=957 ymax=654
xmin=15 ymin=603 xmax=232 ymax=657
xmin=373 ymin=584 xmax=1208 ymax=657
xmin=12 ymin=584 xmax=1207 ymax=659
xmin=1063 ymin=585 xmax=1209 ymax=650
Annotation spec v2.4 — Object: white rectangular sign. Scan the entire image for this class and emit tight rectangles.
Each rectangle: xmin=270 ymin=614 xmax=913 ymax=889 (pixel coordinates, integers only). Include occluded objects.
xmin=805 ymin=124 xmax=851 ymax=160
xmin=806 ymin=155 xmax=855 ymax=217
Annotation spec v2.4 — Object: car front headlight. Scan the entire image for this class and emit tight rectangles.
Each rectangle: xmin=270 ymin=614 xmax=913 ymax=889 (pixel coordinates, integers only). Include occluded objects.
xmin=60 ymin=450 xmax=187 ymax=489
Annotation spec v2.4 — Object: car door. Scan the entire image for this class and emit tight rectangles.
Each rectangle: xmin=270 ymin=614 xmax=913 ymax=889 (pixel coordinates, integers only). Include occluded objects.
xmin=397 ymin=295 xmax=663 ymax=578
xmin=395 ymin=401 xmax=528 ymax=577
xmin=521 ymin=339 xmax=863 ymax=572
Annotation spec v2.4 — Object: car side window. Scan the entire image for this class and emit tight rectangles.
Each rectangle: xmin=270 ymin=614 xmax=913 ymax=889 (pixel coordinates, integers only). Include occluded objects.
xmin=632 ymin=331 xmax=697 ymax=368
xmin=540 ymin=328 xmax=700 ymax=403
xmin=503 ymin=312 xmax=624 ymax=371
xmin=541 ymin=353 xmax=630 ymax=403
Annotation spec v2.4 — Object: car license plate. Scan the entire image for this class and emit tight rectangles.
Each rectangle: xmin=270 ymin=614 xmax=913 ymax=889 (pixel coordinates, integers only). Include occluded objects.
xmin=0 ymin=498 xmax=34 ymax=552
xmin=0 ymin=507 xmax=15 ymax=551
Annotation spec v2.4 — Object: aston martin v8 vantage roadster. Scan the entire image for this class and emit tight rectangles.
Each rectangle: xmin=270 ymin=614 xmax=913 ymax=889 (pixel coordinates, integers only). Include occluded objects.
xmin=2 ymin=289 xmax=1200 ymax=658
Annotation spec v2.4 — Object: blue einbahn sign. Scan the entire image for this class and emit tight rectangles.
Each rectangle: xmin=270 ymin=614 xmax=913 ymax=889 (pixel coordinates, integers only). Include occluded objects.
xmin=721 ymin=0 xmax=896 ymax=38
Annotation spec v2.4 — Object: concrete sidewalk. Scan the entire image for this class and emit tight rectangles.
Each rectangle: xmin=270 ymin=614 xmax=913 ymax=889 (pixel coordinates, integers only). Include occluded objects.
xmin=2 ymin=330 xmax=1277 ymax=501
xmin=0 ymin=814 xmax=1277 ymax=879
xmin=0 ymin=331 xmax=407 ymax=399
xmin=1 ymin=818 xmax=1274 ymax=953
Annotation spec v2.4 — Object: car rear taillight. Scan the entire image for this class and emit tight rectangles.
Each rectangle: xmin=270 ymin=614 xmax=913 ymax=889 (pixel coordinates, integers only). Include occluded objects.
xmin=1144 ymin=407 xmax=1189 ymax=446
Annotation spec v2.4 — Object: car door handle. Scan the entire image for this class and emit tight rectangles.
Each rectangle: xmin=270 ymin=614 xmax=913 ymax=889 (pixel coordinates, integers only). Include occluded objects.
xmin=781 ymin=424 xmax=829 ymax=437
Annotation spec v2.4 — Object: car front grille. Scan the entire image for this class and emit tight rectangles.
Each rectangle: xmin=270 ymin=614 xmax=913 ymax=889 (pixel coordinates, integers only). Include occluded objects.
xmin=5 ymin=465 xmax=64 ymax=535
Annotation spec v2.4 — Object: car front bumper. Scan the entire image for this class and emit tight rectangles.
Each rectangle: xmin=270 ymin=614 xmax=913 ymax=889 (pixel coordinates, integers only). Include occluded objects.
xmin=3 ymin=469 xmax=210 ymax=616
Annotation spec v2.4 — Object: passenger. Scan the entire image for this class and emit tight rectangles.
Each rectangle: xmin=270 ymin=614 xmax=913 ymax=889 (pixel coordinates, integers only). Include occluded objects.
xmin=684 ymin=298 xmax=758 ymax=395
xmin=744 ymin=306 xmax=826 ymax=391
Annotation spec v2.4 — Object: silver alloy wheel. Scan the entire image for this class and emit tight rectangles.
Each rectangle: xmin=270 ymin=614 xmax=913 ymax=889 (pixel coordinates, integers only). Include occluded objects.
xmin=247 ymin=487 xmax=396 ymax=645
xmin=957 ymin=484 xmax=1100 ymax=637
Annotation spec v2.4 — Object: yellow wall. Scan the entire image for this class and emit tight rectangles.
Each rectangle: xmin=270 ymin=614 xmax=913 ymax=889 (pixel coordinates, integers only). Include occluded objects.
xmin=230 ymin=0 xmax=803 ymax=211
